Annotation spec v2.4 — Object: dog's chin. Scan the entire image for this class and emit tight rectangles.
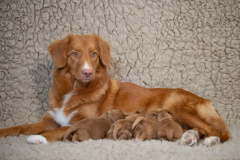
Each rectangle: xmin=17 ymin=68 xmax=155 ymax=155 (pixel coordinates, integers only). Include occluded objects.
xmin=81 ymin=79 xmax=92 ymax=83
xmin=76 ymin=76 xmax=93 ymax=83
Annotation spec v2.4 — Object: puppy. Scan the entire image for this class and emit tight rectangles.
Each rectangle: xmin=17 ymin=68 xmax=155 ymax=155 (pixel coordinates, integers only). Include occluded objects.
xmin=132 ymin=111 xmax=160 ymax=142
xmin=107 ymin=113 xmax=141 ymax=140
xmin=63 ymin=110 xmax=125 ymax=143
xmin=157 ymin=109 xmax=183 ymax=141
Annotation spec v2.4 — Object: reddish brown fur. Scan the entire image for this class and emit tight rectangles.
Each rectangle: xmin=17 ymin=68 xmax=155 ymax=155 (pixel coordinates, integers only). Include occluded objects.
xmin=107 ymin=113 xmax=141 ymax=140
xmin=132 ymin=111 xmax=160 ymax=141
xmin=63 ymin=110 xmax=125 ymax=142
xmin=157 ymin=109 xmax=183 ymax=141
xmin=0 ymin=34 xmax=229 ymax=144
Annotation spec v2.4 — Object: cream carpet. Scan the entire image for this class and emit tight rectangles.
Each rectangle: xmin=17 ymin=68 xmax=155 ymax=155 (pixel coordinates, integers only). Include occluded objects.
xmin=0 ymin=126 xmax=239 ymax=160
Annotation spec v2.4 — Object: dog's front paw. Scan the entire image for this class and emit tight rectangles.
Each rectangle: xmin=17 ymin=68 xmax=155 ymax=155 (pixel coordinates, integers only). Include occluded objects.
xmin=27 ymin=135 xmax=48 ymax=144
xmin=203 ymin=136 xmax=220 ymax=147
xmin=181 ymin=130 xmax=199 ymax=146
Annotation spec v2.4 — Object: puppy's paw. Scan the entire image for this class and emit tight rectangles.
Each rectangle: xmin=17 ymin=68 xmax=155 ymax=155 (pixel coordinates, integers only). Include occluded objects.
xmin=181 ymin=130 xmax=199 ymax=146
xmin=73 ymin=141 xmax=79 ymax=144
xmin=203 ymin=136 xmax=220 ymax=147
xmin=27 ymin=135 xmax=48 ymax=144
xmin=118 ymin=132 xmax=132 ymax=140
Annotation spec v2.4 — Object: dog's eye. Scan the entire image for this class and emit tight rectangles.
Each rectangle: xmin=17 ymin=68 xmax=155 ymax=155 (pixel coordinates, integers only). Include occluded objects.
xmin=153 ymin=114 xmax=157 ymax=117
xmin=92 ymin=52 xmax=96 ymax=56
xmin=72 ymin=52 xmax=78 ymax=57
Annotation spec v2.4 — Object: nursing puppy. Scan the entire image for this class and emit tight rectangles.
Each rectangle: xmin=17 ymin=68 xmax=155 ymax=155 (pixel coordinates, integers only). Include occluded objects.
xmin=63 ymin=110 xmax=125 ymax=143
xmin=107 ymin=113 xmax=141 ymax=140
xmin=157 ymin=109 xmax=183 ymax=142
xmin=132 ymin=111 xmax=160 ymax=142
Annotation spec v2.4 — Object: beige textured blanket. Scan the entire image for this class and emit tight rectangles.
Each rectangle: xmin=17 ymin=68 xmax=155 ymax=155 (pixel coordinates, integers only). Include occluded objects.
xmin=0 ymin=0 xmax=239 ymax=159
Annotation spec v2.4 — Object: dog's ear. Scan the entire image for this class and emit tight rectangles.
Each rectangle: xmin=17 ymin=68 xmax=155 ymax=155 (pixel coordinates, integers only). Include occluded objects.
xmin=48 ymin=35 xmax=71 ymax=68
xmin=167 ymin=110 xmax=172 ymax=116
xmin=96 ymin=34 xmax=111 ymax=67
xmin=132 ymin=116 xmax=145 ymax=129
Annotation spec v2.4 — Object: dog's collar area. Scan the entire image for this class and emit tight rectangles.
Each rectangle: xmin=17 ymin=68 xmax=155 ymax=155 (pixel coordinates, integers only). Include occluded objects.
xmin=106 ymin=112 xmax=114 ymax=123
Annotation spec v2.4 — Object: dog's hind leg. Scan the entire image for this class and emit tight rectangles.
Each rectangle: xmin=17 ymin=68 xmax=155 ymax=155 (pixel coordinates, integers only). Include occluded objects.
xmin=118 ymin=130 xmax=132 ymax=140
xmin=106 ymin=132 xmax=113 ymax=139
xmin=138 ymin=132 xmax=147 ymax=141
xmin=106 ymin=125 xmax=114 ymax=139
xmin=76 ymin=131 xmax=91 ymax=142
xmin=195 ymin=101 xmax=230 ymax=143
xmin=118 ymin=133 xmax=128 ymax=140
xmin=157 ymin=130 xmax=167 ymax=141
xmin=179 ymin=110 xmax=226 ymax=146
xmin=72 ymin=134 xmax=80 ymax=143
xmin=133 ymin=128 xmax=142 ymax=142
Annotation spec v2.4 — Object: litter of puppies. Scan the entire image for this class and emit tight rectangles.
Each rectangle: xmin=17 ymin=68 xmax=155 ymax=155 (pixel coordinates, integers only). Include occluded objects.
xmin=63 ymin=109 xmax=184 ymax=143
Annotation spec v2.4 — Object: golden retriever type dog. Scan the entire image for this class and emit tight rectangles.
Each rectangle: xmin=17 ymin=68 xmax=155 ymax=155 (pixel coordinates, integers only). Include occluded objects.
xmin=107 ymin=113 xmax=141 ymax=140
xmin=157 ymin=109 xmax=183 ymax=142
xmin=63 ymin=110 xmax=125 ymax=143
xmin=0 ymin=34 xmax=229 ymax=146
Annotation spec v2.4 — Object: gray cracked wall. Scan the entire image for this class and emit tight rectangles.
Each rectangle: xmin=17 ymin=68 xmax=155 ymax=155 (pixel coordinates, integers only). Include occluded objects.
xmin=0 ymin=0 xmax=239 ymax=128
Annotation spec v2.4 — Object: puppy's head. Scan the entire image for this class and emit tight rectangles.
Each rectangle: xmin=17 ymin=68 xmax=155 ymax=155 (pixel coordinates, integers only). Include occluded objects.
xmin=144 ymin=110 xmax=159 ymax=120
xmin=107 ymin=110 xmax=126 ymax=122
xmin=157 ymin=109 xmax=173 ymax=122
xmin=48 ymin=34 xmax=111 ymax=83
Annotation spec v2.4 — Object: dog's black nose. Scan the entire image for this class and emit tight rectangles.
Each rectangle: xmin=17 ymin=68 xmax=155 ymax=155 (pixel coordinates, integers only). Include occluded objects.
xmin=82 ymin=69 xmax=93 ymax=77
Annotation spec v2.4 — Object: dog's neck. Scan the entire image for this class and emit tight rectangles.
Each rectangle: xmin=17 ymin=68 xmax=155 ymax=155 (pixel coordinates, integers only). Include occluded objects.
xmin=158 ymin=118 xmax=173 ymax=126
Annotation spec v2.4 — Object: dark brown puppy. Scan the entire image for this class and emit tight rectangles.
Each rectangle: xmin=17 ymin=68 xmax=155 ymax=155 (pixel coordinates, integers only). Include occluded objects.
xmin=157 ymin=109 xmax=183 ymax=142
xmin=63 ymin=110 xmax=125 ymax=143
xmin=132 ymin=111 xmax=160 ymax=142
xmin=107 ymin=113 xmax=141 ymax=140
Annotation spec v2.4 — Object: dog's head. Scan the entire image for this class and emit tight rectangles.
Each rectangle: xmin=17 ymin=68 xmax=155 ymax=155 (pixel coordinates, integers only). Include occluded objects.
xmin=107 ymin=110 xmax=126 ymax=122
xmin=144 ymin=110 xmax=159 ymax=120
xmin=157 ymin=109 xmax=173 ymax=122
xmin=48 ymin=34 xmax=111 ymax=83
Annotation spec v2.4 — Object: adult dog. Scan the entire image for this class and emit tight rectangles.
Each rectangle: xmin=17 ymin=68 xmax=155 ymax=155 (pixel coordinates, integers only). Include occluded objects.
xmin=0 ymin=34 xmax=229 ymax=146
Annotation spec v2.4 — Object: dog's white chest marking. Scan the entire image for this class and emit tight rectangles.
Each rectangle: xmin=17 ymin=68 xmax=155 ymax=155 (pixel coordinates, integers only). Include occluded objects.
xmin=48 ymin=83 xmax=77 ymax=127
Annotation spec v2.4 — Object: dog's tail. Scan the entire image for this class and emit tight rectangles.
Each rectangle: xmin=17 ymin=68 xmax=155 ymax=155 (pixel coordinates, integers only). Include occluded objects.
xmin=132 ymin=116 xmax=146 ymax=129
xmin=63 ymin=122 xmax=82 ymax=142
xmin=113 ymin=123 xmax=123 ymax=141
xmin=166 ymin=129 xmax=173 ymax=141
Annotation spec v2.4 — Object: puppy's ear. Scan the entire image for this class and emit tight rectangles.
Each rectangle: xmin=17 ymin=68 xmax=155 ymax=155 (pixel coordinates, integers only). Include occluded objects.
xmin=167 ymin=110 xmax=172 ymax=116
xmin=48 ymin=35 xmax=71 ymax=68
xmin=96 ymin=34 xmax=111 ymax=67
xmin=132 ymin=116 xmax=145 ymax=129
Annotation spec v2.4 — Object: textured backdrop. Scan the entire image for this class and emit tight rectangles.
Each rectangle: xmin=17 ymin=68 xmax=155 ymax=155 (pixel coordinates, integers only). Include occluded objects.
xmin=0 ymin=0 xmax=239 ymax=129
